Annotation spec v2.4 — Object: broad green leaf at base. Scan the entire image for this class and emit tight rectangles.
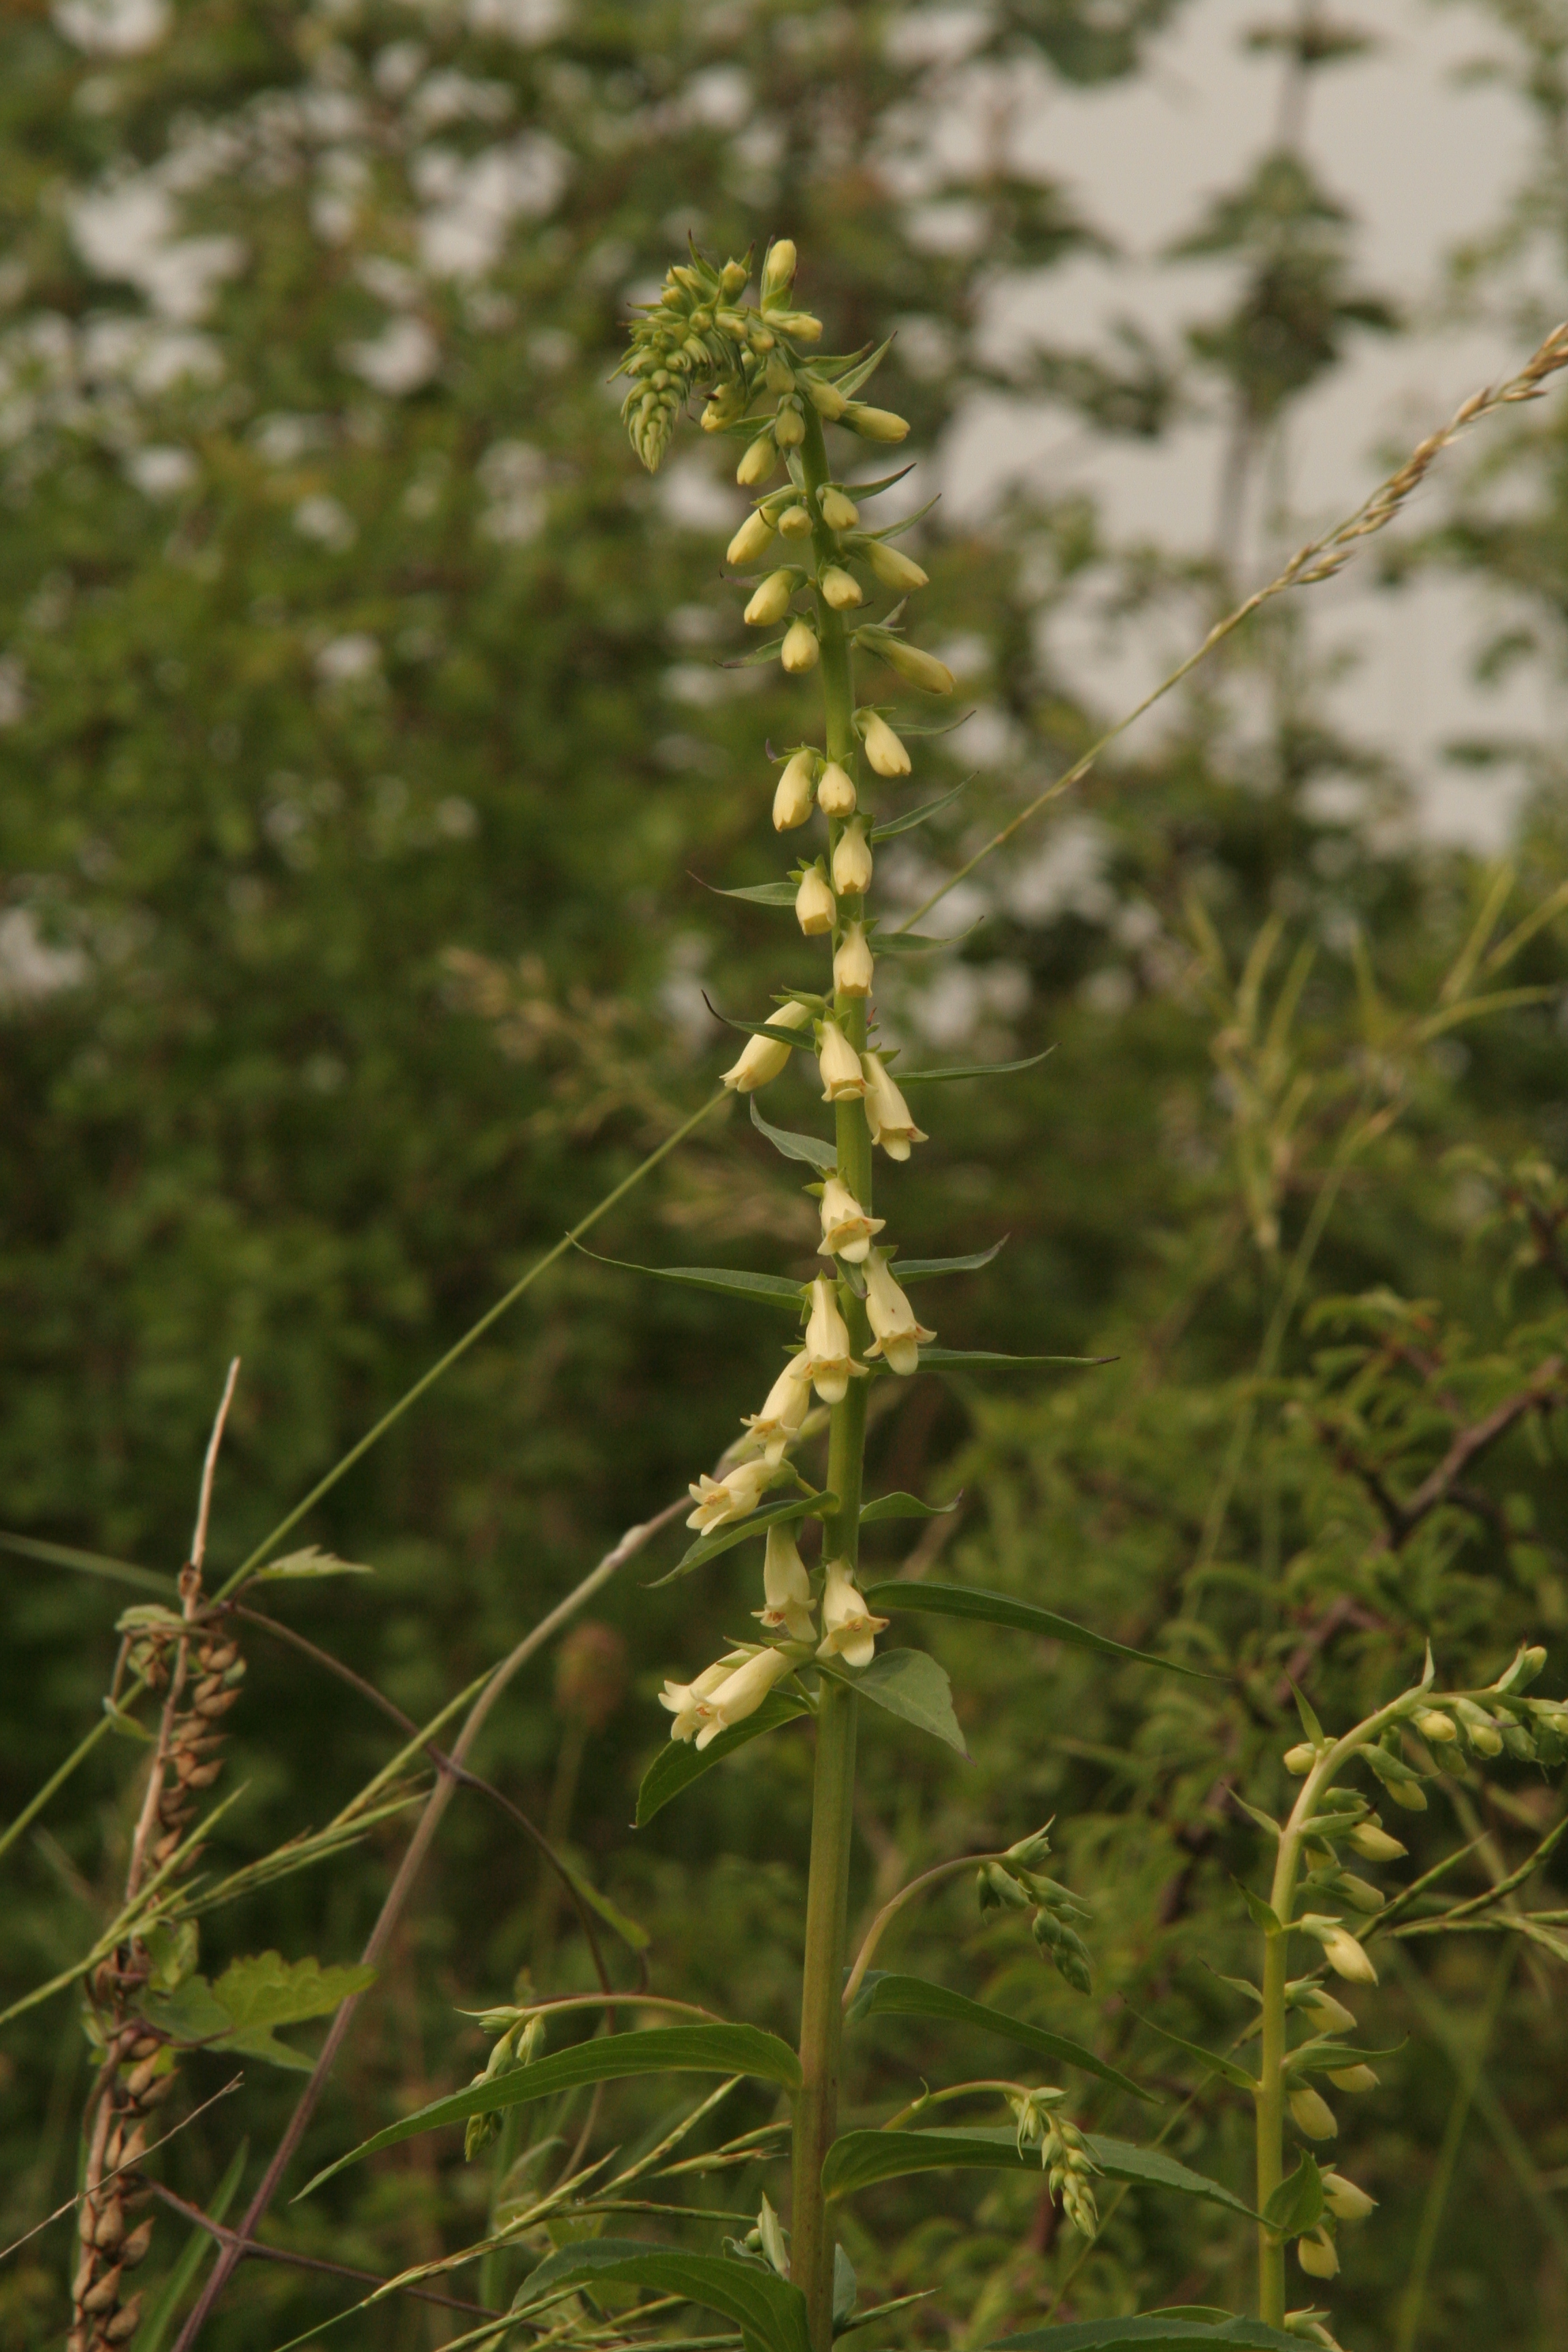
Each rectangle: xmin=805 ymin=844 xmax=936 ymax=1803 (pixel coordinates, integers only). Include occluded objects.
xmin=636 ymin=1691 xmax=810 ymax=1825
xmin=519 ymin=2240 xmax=811 ymax=2352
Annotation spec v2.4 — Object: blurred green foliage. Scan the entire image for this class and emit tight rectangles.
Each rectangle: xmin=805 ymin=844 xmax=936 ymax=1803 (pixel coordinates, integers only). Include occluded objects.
xmin=3 ymin=3 xmax=1568 ymax=2351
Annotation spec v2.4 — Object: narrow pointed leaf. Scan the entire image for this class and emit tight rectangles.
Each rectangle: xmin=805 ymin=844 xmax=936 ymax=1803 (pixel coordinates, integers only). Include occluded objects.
xmin=832 ymin=335 xmax=896 ymax=399
xmin=750 ymin=1096 xmax=839 ymax=1174
xmin=651 ymin=1492 xmax=838 ymax=1587
xmin=894 ymin=1241 xmax=1006 ymax=1282
xmin=893 ymin=1050 xmax=1054 ymax=1085
xmin=858 ymin=1492 xmax=960 ymax=1525
xmin=1262 ymin=2151 xmax=1324 ymax=2238
xmin=578 ymin=1246 xmax=805 ymax=1310
xmin=915 ymin=1348 xmax=1107 ymax=1370
xmin=251 ymin=1547 xmax=374 ymax=1582
xmin=719 ymin=636 xmax=789 ymax=670
xmin=296 ymin=2026 xmax=803 ymax=2198
xmin=869 ymin=783 xmax=968 ymax=842
xmin=822 ymin=2127 xmax=1256 ymax=2217
xmin=1125 ymin=2009 xmax=1256 ymax=2093
xmin=829 ymin=1648 xmax=966 ymax=1755
xmin=0 ymin=1529 xmax=172 ymax=1595
xmin=710 ymin=879 xmax=803 ymax=905
xmin=872 ymin=919 xmax=985 ymax=956
xmin=992 ymin=2319 xmax=1307 ymax=2350
xmin=856 ymin=1975 xmax=1153 ymax=2103
xmin=519 ymin=2241 xmax=811 ymax=2352
xmin=861 ymin=1581 xmax=1208 ymax=1680
xmin=636 ymin=1691 xmax=810 ymax=1826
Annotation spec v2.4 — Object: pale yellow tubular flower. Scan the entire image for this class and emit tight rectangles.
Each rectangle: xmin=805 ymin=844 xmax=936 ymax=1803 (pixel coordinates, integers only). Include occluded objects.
xmin=862 ymin=1250 xmax=936 ymax=1375
xmin=1321 ymin=1926 xmax=1377 ymax=1984
xmin=773 ymin=749 xmax=817 ymax=831
xmin=774 ymin=404 xmax=806 ymax=450
xmin=1288 ymin=2085 xmax=1337 ymax=2140
xmin=1296 ymin=2231 xmax=1339 ymax=2281
xmin=819 ymin=565 xmax=863 ymax=611
xmin=831 ymin=818 xmax=873 ymax=896
xmin=816 ymin=760 xmax=856 ymax=817
xmin=843 ymin=403 xmax=910 ymax=442
xmin=686 ymin=1454 xmax=777 ymax=1534
xmin=777 ymin=504 xmax=813 ymax=540
xmin=721 ymin=996 xmax=813 ymax=1092
xmin=818 ymin=1018 xmax=868 ymax=1102
xmin=781 ymin=617 xmax=819 ymax=672
xmin=833 ymin=921 xmax=874 ymax=998
xmin=795 ymin=864 xmax=836 ymax=936
xmin=861 ymin=1051 xmax=928 ymax=1160
xmin=726 ymin=508 xmax=776 ymax=568
xmin=820 ymin=487 xmax=860 ymax=530
xmin=879 ymin=638 xmax=955 ymax=694
xmin=660 ymin=1653 xmax=748 ymax=1744
xmin=1345 ymin=1819 xmax=1407 ymax=1862
xmin=816 ymin=1558 xmax=889 ymax=1671
xmin=755 ymin=1522 xmax=816 ymax=1642
xmin=862 ymin=539 xmax=929 ymax=593
xmin=1327 ymin=2065 xmax=1378 ymax=2094
xmin=804 ymin=376 xmax=847 ymax=419
xmin=1300 ymin=1987 xmax=1357 ymax=2034
xmin=740 ymin=1353 xmax=813 ymax=1463
xmin=745 ymin=569 xmax=798 ymax=627
xmin=693 ymin=1646 xmax=797 ymax=1748
xmin=800 ymin=1274 xmax=864 ymax=1403
xmin=818 ymin=1175 xmax=884 ymax=1264
xmin=738 ymin=433 xmax=777 ymax=487
xmin=762 ymin=238 xmax=797 ymax=295
xmin=861 ymin=711 xmax=910 ymax=777
xmin=1322 ymin=2172 xmax=1377 ymax=2222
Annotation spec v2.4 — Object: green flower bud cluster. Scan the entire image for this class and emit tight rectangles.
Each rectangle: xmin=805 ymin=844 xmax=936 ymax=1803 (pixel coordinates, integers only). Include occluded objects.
xmin=979 ymin=1851 xmax=1095 ymax=1995
xmin=1008 ymin=2087 xmax=1100 ymax=2236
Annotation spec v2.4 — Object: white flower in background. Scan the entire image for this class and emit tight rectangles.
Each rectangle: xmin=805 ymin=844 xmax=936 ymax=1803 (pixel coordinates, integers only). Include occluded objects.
xmin=755 ymin=1524 xmax=816 ymax=1642
xmin=832 ymin=921 xmax=873 ymax=997
xmin=659 ymin=1654 xmax=747 ymax=1744
xmin=861 ymin=1052 xmax=928 ymax=1160
xmin=721 ymin=997 xmax=811 ymax=1092
xmin=816 ymin=1560 xmax=888 ymax=1671
xmin=694 ymin=1646 xmax=796 ymax=1748
xmin=831 ymin=819 xmax=872 ymax=896
xmin=818 ymin=1177 xmax=883 ymax=1264
xmin=687 ymin=1454 xmax=776 ymax=1533
xmin=817 ymin=1018 xmax=867 ymax=1102
xmin=800 ymin=1275 xmax=863 ymax=1404
xmin=862 ymin=1251 xmax=935 ymax=1375
xmin=740 ymin=1354 xmax=813 ymax=1463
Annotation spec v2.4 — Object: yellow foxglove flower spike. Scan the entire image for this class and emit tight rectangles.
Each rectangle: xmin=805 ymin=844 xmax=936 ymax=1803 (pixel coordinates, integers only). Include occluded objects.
xmin=774 ymin=750 xmax=817 ymax=831
xmin=795 ymin=864 xmax=836 ymax=936
xmin=816 ymin=760 xmax=856 ymax=817
xmin=818 ymin=1018 xmax=868 ymax=1102
xmin=816 ymin=1560 xmax=889 ymax=1671
xmin=818 ymin=1175 xmax=884 ymax=1264
xmin=862 ymin=1250 xmax=936 ymax=1375
xmin=781 ymin=617 xmax=820 ymax=672
xmin=721 ymin=996 xmax=813 ymax=1092
xmin=833 ymin=921 xmax=874 ymax=998
xmin=860 ymin=711 xmax=910 ymax=776
xmin=861 ymin=1051 xmax=929 ymax=1160
xmin=756 ymin=1524 xmax=817 ymax=1643
xmin=693 ymin=1647 xmax=796 ymax=1749
xmin=686 ymin=1455 xmax=777 ymax=1534
xmin=832 ymin=819 xmax=873 ymax=896
xmin=800 ymin=1275 xmax=865 ymax=1404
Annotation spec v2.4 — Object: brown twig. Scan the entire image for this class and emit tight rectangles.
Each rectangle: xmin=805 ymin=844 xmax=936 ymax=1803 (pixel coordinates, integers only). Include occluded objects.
xmin=0 ymin=2078 xmax=243 ymax=2268
xmin=1330 ymin=1360 xmax=1564 ymax=1554
xmin=170 ymin=1490 xmax=689 ymax=2352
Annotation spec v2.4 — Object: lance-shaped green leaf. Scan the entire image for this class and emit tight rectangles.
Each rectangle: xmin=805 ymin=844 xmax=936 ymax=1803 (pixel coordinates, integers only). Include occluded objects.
xmin=869 ymin=782 xmax=968 ymax=842
xmin=710 ymin=879 xmax=803 ymax=906
xmin=830 ymin=334 xmax=896 ymax=400
xmin=555 ymin=1856 xmax=651 ymax=1953
xmin=650 ymin=1492 xmax=838 ymax=1587
xmin=1262 ymin=2151 xmax=1323 ymax=2238
xmin=1125 ymin=2009 xmax=1257 ymax=2093
xmin=990 ymin=2317 xmax=1308 ymax=2351
xmin=916 ymin=1348 xmax=1109 ymax=1371
xmin=250 ymin=1546 xmax=374 ymax=1582
xmin=894 ymin=1241 xmax=1006 ymax=1283
xmin=719 ymin=637 xmax=789 ymax=670
xmin=894 ymin=1050 xmax=1055 ymax=1085
xmin=636 ymin=1690 xmax=810 ymax=1826
xmin=822 ymin=2126 xmax=1257 ymax=2218
xmin=519 ymin=2241 xmax=811 ymax=2352
xmin=855 ymin=1975 xmax=1153 ymax=2104
xmin=577 ymin=1245 xmax=806 ymax=1311
xmin=296 ymin=2025 xmax=803 ymax=2198
xmin=1 ymin=1529 xmax=172 ymax=1595
xmin=872 ymin=919 xmax=985 ymax=957
xmin=827 ymin=1648 xmax=966 ymax=1756
xmin=860 ymin=1581 xmax=1208 ymax=1680
xmin=750 ymin=1095 xmax=838 ymax=1175
xmin=858 ymin=1492 xmax=960 ymax=1525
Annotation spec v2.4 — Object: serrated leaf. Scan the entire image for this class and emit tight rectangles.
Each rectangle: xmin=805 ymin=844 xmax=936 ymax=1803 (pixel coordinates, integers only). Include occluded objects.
xmin=750 ymin=1096 xmax=839 ymax=1174
xmin=650 ymin=1492 xmax=838 ymax=1586
xmin=1263 ymin=2151 xmax=1324 ymax=2238
xmin=211 ymin=1952 xmax=378 ymax=2033
xmin=821 ymin=2127 xmax=1257 ymax=2219
xmin=860 ymin=1580 xmax=1208 ymax=1680
xmin=856 ymin=1974 xmax=1153 ymax=2103
xmin=1126 ymin=2009 xmax=1256 ymax=2093
xmin=894 ymin=1241 xmax=1006 ymax=1282
xmin=869 ymin=783 xmax=968 ymax=842
xmin=858 ymin=1492 xmax=960 ymax=1525
xmin=916 ymin=1348 xmax=1109 ymax=1371
xmin=577 ymin=1246 xmax=806 ymax=1311
xmin=636 ymin=1691 xmax=810 ymax=1826
xmin=990 ymin=2317 xmax=1306 ymax=2350
xmin=894 ymin=1050 xmax=1055 ymax=1085
xmin=251 ymin=1547 xmax=374 ymax=1582
xmin=830 ymin=1648 xmax=966 ymax=1755
xmin=1232 ymin=1880 xmax=1284 ymax=1935
xmin=710 ymin=879 xmax=802 ymax=906
xmin=297 ymin=2026 xmax=804 ymax=2198
xmin=519 ymin=2241 xmax=811 ymax=2352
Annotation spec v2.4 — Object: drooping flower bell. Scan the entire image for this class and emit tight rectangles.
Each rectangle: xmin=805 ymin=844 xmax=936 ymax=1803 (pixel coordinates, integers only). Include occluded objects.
xmin=861 ymin=1051 xmax=928 ymax=1160
xmin=832 ymin=819 xmax=872 ymax=896
xmin=800 ymin=1275 xmax=864 ymax=1404
xmin=745 ymin=569 xmax=798 ymax=627
xmin=862 ymin=539 xmax=928 ymax=593
xmin=819 ymin=565 xmax=862 ymax=611
xmin=863 ymin=1250 xmax=936 ymax=1375
xmin=774 ymin=749 xmax=817 ymax=831
xmin=740 ymin=1353 xmax=813 ymax=1463
xmin=726 ymin=508 xmax=777 ymax=568
xmin=818 ymin=1018 xmax=867 ymax=1103
xmin=816 ymin=760 xmax=856 ymax=817
xmin=820 ymin=487 xmax=859 ymax=531
xmin=860 ymin=711 xmax=910 ymax=777
xmin=693 ymin=1646 xmax=796 ymax=1749
xmin=795 ymin=864 xmax=836 ymax=936
xmin=755 ymin=1523 xmax=816 ymax=1643
xmin=816 ymin=1559 xmax=889 ymax=1671
xmin=833 ymin=921 xmax=873 ymax=998
xmin=687 ymin=1454 xmax=776 ymax=1534
xmin=721 ymin=996 xmax=812 ymax=1092
xmin=818 ymin=1176 xmax=884 ymax=1264
xmin=659 ymin=1653 xmax=748 ymax=1744
xmin=781 ymin=617 xmax=819 ymax=673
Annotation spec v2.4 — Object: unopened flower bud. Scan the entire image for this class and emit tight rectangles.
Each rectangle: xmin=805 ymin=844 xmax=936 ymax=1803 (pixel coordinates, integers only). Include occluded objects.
xmin=801 ymin=1275 xmax=864 ymax=1403
xmin=1321 ymin=1927 xmax=1378 ymax=1985
xmin=796 ymin=863 xmax=836 ymax=935
xmin=738 ymin=433 xmax=778 ymax=487
xmin=862 ymin=539 xmax=929 ymax=592
xmin=834 ymin=921 xmax=874 ymax=998
xmin=745 ymin=569 xmax=798 ymax=627
xmin=719 ymin=259 xmax=749 ymax=297
xmin=774 ymin=403 xmax=806 ymax=449
xmin=1284 ymin=1742 xmax=1317 ymax=1776
xmin=820 ymin=487 xmax=860 ymax=529
xmin=863 ymin=1250 xmax=936 ymax=1375
xmin=1288 ymin=2085 xmax=1337 ymax=2139
xmin=862 ymin=1051 xmax=928 ymax=1160
xmin=1454 ymin=1699 xmax=1504 ymax=1755
xmin=781 ymin=617 xmax=819 ymax=672
xmin=694 ymin=1646 xmax=796 ymax=1749
xmin=757 ymin=1522 xmax=816 ymax=1642
xmin=721 ymin=996 xmax=813 ymax=1091
xmin=778 ymin=503 xmax=813 ymax=539
xmin=819 ymin=565 xmax=863 ymax=610
xmin=806 ymin=376 xmax=849 ymax=419
xmin=1322 ymin=2171 xmax=1377 ymax=2222
xmin=1327 ymin=2065 xmax=1378 ymax=2094
xmin=818 ymin=1018 xmax=868 ymax=1103
xmin=876 ymin=637 xmax=955 ymax=694
xmin=1296 ymin=2229 xmax=1339 ymax=2279
xmin=861 ymin=711 xmax=911 ymax=777
xmin=844 ymin=402 xmax=911 ymax=442
xmin=774 ymin=311 xmax=823 ymax=342
xmin=774 ymin=749 xmax=817 ymax=830
xmin=832 ymin=818 xmax=873 ymax=896
xmin=1415 ymin=1708 xmax=1458 ymax=1743
xmin=1299 ymin=1986 xmax=1357 ymax=2034
xmin=727 ymin=509 xmax=777 ymax=567
xmin=817 ymin=1558 xmax=888 ymax=1671
xmin=1345 ymin=1820 xmax=1407 ymax=1863
xmin=815 ymin=759 xmax=856 ymax=817
xmin=762 ymin=239 xmax=797 ymax=295
xmin=819 ymin=1175 xmax=884 ymax=1264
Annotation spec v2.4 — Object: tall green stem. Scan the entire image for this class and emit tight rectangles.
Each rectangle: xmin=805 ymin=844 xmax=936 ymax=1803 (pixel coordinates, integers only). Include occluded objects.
xmin=789 ymin=403 xmax=870 ymax=2352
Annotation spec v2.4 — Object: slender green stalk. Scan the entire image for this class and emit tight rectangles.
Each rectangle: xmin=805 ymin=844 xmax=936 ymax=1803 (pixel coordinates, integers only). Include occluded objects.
xmin=1255 ymin=1924 xmax=1288 ymax=2323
